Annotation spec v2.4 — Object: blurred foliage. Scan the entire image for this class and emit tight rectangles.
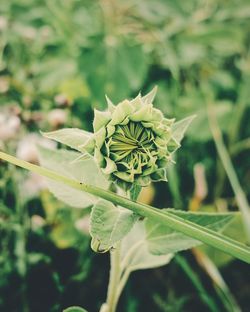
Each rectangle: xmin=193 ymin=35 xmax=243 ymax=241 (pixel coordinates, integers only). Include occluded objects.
xmin=1 ymin=0 xmax=250 ymax=311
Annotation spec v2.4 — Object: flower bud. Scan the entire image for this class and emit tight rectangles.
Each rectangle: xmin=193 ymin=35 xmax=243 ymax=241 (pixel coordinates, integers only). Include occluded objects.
xmin=83 ymin=88 xmax=180 ymax=190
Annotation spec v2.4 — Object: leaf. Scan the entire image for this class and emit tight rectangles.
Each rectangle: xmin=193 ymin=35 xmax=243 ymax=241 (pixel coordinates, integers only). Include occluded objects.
xmin=63 ymin=307 xmax=88 ymax=312
xmin=41 ymin=128 xmax=92 ymax=153
xmin=38 ymin=146 xmax=109 ymax=208
xmin=199 ymin=213 xmax=248 ymax=267
xmin=90 ymin=199 xmax=137 ymax=252
xmin=146 ymin=209 xmax=235 ymax=255
xmin=172 ymin=115 xmax=196 ymax=144
xmin=186 ymin=101 xmax=233 ymax=142
xmin=121 ymin=221 xmax=172 ymax=272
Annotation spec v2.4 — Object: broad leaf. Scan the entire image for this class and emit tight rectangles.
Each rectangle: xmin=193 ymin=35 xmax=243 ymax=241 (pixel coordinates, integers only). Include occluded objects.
xmin=121 ymin=221 xmax=172 ymax=272
xmin=90 ymin=199 xmax=137 ymax=252
xmin=38 ymin=146 xmax=109 ymax=208
xmin=172 ymin=115 xmax=196 ymax=144
xmin=41 ymin=128 xmax=92 ymax=153
xmin=146 ymin=209 xmax=235 ymax=255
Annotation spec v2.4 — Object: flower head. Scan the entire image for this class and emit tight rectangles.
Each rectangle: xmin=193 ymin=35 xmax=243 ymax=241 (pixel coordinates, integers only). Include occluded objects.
xmin=84 ymin=87 xmax=181 ymax=190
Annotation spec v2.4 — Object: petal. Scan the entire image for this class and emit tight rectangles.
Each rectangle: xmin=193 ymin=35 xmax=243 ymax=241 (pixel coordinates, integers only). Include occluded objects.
xmin=141 ymin=86 xmax=158 ymax=104
xmin=151 ymin=168 xmax=168 ymax=182
xmin=136 ymin=175 xmax=151 ymax=186
xmin=102 ymin=157 xmax=117 ymax=175
xmin=94 ymin=127 xmax=106 ymax=149
xmin=93 ymin=109 xmax=111 ymax=132
xmin=130 ymin=94 xmax=144 ymax=110
xmin=130 ymin=105 xmax=164 ymax=123
xmin=113 ymin=171 xmax=134 ymax=183
xmin=110 ymin=100 xmax=135 ymax=125
xmin=106 ymin=124 xmax=116 ymax=138
xmin=105 ymin=95 xmax=116 ymax=113
xmin=167 ymin=137 xmax=180 ymax=153
xmin=94 ymin=147 xmax=105 ymax=167
xmin=129 ymin=104 xmax=153 ymax=122
xmin=80 ymin=136 xmax=95 ymax=155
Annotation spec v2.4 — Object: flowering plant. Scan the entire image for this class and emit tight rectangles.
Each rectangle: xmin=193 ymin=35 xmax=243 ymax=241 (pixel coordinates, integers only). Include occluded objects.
xmin=0 ymin=87 xmax=242 ymax=312
xmin=43 ymin=87 xmax=193 ymax=192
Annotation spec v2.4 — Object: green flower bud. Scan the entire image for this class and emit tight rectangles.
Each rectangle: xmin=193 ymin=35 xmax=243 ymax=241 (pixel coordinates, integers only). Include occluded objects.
xmin=84 ymin=87 xmax=185 ymax=190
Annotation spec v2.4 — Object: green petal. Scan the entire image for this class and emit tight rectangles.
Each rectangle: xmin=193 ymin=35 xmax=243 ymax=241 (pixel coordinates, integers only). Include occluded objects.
xmin=110 ymin=100 xmax=135 ymax=125
xmin=141 ymin=86 xmax=157 ymax=104
xmin=94 ymin=147 xmax=105 ymax=167
xmin=129 ymin=104 xmax=153 ymax=122
xmin=113 ymin=171 xmax=134 ymax=183
xmin=93 ymin=109 xmax=111 ymax=132
xmin=80 ymin=136 xmax=95 ymax=154
xmin=130 ymin=94 xmax=144 ymax=110
xmin=167 ymin=137 xmax=180 ymax=153
xmin=171 ymin=115 xmax=196 ymax=144
xmin=151 ymin=168 xmax=168 ymax=182
xmin=105 ymin=95 xmax=116 ymax=113
xmin=102 ymin=157 xmax=117 ymax=175
xmin=106 ymin=124 xmax=116 ymax=138
xmin=94 ymin=127 xmax=106 ymax=149
xmin=136 ymin=175 xmax=151 ymax=186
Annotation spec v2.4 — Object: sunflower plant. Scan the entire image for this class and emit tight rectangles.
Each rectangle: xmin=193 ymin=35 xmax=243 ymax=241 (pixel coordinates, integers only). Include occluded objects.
xmin=0 ymin=88 xmax=247 ymax=312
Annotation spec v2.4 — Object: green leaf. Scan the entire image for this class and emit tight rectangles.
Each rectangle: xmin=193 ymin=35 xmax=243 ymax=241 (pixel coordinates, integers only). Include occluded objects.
xmin=146 ymin=209 xmax=235 ymax=255
xmin=93 ymin=109 xmax=111 ymax=132
xmin=90 ymin=199 xmax=137 ymax=252
xmin=41 ymin=128 xmax=92 ymax=153
xmin=186 ymin=101 xmax=233 ymax=142
xmin=121 ymin=221 xmax=172 ymax=272
xmin=172 ymin=115 xmax=196 ymax=144
xmin=63 ymin=307 xmax=88 ymax=312
xmin=38 ymin=146 xmax=109 ymax=208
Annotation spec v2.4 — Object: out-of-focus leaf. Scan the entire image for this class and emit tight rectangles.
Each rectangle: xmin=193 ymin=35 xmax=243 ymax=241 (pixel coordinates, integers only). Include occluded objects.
xmin=199 ymin=213 xmax=247 ymax=267
xmin=79 ymin=42 xmax=148 ymax=104
xmin=186 ymin=101 xmax=233 ymax=141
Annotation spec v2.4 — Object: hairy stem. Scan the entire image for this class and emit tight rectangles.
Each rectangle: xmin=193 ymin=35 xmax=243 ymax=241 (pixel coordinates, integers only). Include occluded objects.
xmin=1 ymin=151 xmax=250 ymax=263
xmin=104 ymin=243 xmax=121 ymax=312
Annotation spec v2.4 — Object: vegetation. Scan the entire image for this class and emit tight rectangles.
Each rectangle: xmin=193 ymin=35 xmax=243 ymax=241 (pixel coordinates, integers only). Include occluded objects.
xmin=1 ymin=1 xmax=250 ymax=311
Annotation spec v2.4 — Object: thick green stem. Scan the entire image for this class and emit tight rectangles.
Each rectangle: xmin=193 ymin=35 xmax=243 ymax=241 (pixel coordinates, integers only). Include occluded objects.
xmin=1 ymin=151 xmax=250 ymax=263
xmin=104 ymin=243 xmax=121 ymax=312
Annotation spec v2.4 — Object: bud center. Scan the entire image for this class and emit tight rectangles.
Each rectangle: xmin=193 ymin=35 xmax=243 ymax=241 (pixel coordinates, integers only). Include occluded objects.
xmin=107 ymin=121 xmax=157 ymax=164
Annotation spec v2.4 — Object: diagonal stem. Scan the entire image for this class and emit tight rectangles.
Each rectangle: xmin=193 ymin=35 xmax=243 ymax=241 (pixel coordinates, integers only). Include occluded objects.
xmin=0 ymin=151 xmax=250 ymax=263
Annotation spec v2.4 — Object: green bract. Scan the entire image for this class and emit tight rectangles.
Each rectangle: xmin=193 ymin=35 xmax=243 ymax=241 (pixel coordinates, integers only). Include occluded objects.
xmin=83 ymin=88 xmax=181 ymax=190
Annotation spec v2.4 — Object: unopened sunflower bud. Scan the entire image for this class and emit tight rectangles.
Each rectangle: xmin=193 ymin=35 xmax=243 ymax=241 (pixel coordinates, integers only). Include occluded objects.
xmin=83 ymin=87 xmax=180 ymax=190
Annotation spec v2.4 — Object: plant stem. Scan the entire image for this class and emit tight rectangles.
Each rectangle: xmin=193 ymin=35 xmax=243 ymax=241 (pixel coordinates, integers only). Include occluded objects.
xmin=105 ymin=243 xmax=121 ymax=312
xmin=207 ymin=104 xmax=250 ymax=242
xmin=1 ymin=151 xmax=250 ymax=263
xmin=175 ymin=254 xmax=220 ymax=312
